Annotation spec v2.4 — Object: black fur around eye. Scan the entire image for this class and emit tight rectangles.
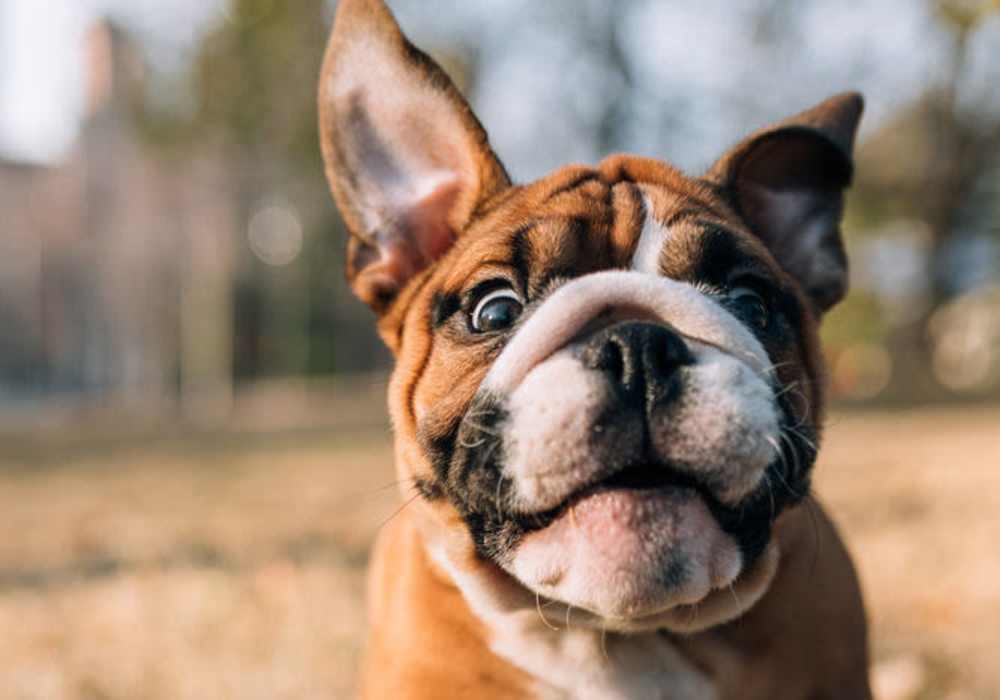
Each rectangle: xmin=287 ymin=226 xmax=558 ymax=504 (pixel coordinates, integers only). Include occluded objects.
xmin=727 ymin=286 xmax=769 ymax=331
xmin=471 ymin=289 xmax=523 ymax=332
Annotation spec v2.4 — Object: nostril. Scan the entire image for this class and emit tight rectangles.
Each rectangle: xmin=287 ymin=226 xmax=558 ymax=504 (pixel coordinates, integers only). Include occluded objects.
xmin=644 ymin=341 xmax=670 ymax=379
xmin=583 ymin=335 xmax=625 ymax=383
xmin=644 ymin=329 xmax=693 ymax=380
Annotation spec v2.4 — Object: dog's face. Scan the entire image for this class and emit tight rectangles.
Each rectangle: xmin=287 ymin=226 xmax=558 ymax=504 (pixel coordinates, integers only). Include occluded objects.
xmin=320 ymin=0 xmax=861 ymax=633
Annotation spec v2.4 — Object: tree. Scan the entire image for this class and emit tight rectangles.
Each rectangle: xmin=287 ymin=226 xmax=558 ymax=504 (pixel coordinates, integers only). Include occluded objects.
xmin=849 ymin=0 xmax=1000 ymax=397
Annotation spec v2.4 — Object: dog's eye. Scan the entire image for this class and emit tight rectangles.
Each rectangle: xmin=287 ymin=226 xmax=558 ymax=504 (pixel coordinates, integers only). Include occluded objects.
xmin=472 ymin=288 xmax=523 ymax=332
xmin=728 ymin=286 xmax=769 ymax=330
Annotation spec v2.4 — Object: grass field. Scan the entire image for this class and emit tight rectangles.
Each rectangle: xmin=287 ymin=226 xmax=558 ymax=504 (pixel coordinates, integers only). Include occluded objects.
xmin=0 ymin=404 xmax=997 ymax=699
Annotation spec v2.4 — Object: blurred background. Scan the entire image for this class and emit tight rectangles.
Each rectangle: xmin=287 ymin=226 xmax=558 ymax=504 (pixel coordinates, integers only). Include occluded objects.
xmin=0 ymin=0 xmax=997 ymax=698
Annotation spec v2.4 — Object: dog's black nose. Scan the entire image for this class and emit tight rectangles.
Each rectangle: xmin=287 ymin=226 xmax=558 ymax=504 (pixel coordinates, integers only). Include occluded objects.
xmin=581 ymin=321 xmax=693 ymax=403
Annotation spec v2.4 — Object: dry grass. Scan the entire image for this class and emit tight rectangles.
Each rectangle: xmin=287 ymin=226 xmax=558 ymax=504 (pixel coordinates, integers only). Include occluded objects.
xmin=0 ymin=405 xmax=997 ymax=699
xmin=814 ymin=407 xmax=1000 ymax=700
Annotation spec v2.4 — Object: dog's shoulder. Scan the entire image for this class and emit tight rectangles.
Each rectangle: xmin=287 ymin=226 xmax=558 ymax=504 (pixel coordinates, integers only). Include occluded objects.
xmin=362 ymin=510 xmax=538 ymax=699
xmin=677 ymin=503 xmax=871 ymax=700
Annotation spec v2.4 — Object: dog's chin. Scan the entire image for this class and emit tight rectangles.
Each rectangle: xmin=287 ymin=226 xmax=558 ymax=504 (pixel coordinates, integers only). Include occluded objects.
xmin=503 ymin=485 xmax=780 ymax=633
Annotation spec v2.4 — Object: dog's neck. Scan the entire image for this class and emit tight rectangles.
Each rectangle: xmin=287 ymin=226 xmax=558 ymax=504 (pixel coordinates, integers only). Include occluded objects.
xmin=418 ymin=515 xmax=719 ymax=700
xmin=364 ymin=498 xmax=870 ymax=700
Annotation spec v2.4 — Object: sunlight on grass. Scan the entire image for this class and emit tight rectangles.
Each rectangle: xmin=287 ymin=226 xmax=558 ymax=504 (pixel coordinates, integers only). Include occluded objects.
xmin=1 ymin=407 xmax=997 ymax=699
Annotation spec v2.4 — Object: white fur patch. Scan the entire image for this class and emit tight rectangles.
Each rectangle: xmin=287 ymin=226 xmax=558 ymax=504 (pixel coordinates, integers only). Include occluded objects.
xmin=630 ymin=195 xmax=671 ymax=274
xmin=505 ymin=351 xmax=640 ymax=513
xmin=647 ymin=343 xmax=779 ymax=504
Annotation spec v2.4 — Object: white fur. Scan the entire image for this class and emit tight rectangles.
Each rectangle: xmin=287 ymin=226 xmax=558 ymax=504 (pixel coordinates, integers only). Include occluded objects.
xmin=631 ymin=196 xmax=672 ymax=274
xmin=504 ymin=352 xmax=632 ymax=512
xmin=646 ymin=343 xmax=779 ymax=504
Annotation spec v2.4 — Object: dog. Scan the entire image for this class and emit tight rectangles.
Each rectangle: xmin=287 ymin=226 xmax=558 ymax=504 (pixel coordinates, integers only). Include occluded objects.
xmin=318 ymin=1 xmax=871 ymax=697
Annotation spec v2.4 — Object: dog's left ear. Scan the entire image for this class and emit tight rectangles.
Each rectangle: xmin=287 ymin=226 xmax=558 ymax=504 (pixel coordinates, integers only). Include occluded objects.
xmin=707 ymin=93 xmax=864 ymax=314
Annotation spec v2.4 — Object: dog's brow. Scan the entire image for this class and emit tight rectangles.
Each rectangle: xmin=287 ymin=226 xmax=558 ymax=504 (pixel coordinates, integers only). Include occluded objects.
xmin=509 ymin=222 xmax=535 ymax=282
xmin=432 ymin=291 xmax=461 ymax=328
xmin=658 ymin=207 xmax=705 ymax=229
xmin=544 ymin=171 xmax=603 ymax=200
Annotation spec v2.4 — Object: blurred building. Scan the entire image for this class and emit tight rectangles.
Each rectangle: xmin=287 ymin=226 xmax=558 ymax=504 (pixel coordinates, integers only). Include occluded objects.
xmin=0 ymin=21 xmax=235 ymax=417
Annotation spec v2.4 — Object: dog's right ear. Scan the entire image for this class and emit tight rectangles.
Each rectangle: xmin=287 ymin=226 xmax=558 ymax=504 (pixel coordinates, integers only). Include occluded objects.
xmin=319 ymin=0 xmax=510 ymax=314
xmin=707 ymin=94 xmax=863 ymax=315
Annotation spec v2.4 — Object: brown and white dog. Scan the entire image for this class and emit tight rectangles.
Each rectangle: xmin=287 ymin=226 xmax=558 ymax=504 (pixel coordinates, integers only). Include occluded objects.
xmin=319 ymin=1 xmax=871 ymax=697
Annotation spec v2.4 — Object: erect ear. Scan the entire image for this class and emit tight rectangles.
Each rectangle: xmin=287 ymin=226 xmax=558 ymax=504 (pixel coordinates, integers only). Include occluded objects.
xmin=707 ymin=93 xmax=864 ymax=314
xmin=318 ymin=0 xmax=510 ymax=313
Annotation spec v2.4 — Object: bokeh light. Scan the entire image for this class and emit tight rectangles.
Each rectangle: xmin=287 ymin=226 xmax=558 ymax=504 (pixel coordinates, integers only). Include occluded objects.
xmin=248 ymin=204 xmax=303 ymax=267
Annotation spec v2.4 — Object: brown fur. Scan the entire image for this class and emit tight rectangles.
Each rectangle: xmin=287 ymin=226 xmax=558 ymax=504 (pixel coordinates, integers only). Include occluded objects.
xmin=369 ymin=164 xmax=867 ymax=698
xmin=318 ymin=1 xmax=870 ymax=697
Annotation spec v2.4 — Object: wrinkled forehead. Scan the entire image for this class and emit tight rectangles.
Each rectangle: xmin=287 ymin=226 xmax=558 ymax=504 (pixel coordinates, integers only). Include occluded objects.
xmin=435 ymin=155 xmax=784 ymax=293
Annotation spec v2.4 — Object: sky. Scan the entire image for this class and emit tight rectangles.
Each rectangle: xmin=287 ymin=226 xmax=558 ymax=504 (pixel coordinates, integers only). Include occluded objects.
xmin=0 ymin=1 xmax=86 ymax=162
xmin=0 ymin=0 xmax=222 ymax=163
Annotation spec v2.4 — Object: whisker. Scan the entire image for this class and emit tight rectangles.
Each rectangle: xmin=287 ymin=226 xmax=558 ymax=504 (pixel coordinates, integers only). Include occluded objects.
xmin=365 ymin=477 xmax=419 ymax=495
xmin=781 ymin=386 xmax=813 ymax=429
xmin=375 ymin=493 xmax=420 ymax=533
xmin=727 ymin=581 xmax=743 ymax=612
xmin=494 ymin=474 xmax=506 ymax=518
xmin=784 ymin=425 xmax=818 ymax=454
xmin=685 ymin=601 xmax=701 ymax=628
xmin=459 ymin=417 xmax=501 ymax=438
xmin=535 ymin=591 xmax=560 ymax=631
xmin=774 ymin=459 xmax=802 ymax=501
xmin=777 ymin=431 xmax=803 ymax=489
xmin=758 ymin=360 xmax=797 ymax=382
xmin=764 ymin=435 xmax=785 ymax=469
xmin=774 ymin=380 xmax=801 ymax=400
xmin=762 ymin=472 xmax=776 ymax=522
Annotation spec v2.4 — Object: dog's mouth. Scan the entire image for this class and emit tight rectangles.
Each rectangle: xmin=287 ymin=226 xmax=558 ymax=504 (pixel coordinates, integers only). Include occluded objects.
xmin=513 ymin=459 xmax=726 ymax=534
xmin=505 ymin=451 xmax=790 ymax=575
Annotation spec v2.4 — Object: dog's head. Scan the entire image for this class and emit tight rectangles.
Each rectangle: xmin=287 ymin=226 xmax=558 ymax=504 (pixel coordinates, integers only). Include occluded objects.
xmin=320 ymin=0 xmax=862 ymax=633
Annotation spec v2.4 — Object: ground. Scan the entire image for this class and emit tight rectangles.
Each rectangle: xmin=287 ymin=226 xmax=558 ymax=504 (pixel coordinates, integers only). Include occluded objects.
xmin=0 ymin=404 xmax=997 ymax=699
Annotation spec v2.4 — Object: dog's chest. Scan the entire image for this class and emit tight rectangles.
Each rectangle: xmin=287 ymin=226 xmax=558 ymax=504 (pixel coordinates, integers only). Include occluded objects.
xmin=487 ymin=615 xmax=719 ymax=700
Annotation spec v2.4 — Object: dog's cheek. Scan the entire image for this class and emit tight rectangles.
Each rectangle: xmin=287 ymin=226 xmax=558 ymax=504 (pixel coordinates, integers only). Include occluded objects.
xmin=647 ymin=346 xmax=780 ymax=505
xmin=503 ymin=353 xmax=640 ymax=513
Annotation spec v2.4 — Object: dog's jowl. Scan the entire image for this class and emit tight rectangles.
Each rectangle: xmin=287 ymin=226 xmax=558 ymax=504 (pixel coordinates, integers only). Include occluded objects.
xmin=319 ymin=1 xmax=871 ymax=697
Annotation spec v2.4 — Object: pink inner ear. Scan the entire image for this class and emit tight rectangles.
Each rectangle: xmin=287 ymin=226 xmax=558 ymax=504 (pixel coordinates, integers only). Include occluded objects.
xmin=372 ymin=176 xmax=463 ymax=288
xmin=355 ymin=173 xmax=461 ymax=294
xmin=403 ymin=176 xmax=463 ymax=265
xmin=348 ymin=182 xmax=458 ymax=308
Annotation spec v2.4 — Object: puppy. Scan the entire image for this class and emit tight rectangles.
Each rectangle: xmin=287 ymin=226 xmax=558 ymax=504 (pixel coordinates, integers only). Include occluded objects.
xmin=318 ymin=1 xmax=871 ymax=697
